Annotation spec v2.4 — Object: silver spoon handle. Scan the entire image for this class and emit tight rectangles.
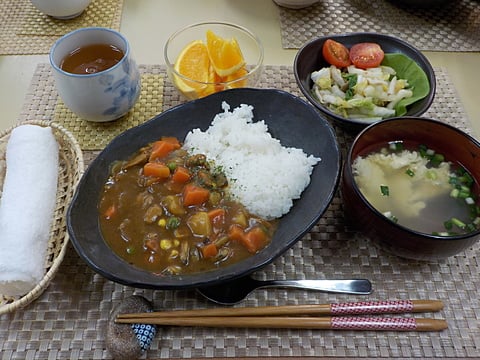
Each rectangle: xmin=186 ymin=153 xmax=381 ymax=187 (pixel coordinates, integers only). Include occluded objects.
xmin=256 ymin=279 xmax=372 ymax=295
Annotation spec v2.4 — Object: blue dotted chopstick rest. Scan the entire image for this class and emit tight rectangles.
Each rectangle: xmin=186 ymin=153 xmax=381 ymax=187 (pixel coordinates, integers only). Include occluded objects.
xmin=106 ymin=295 xmax=158 ymax=360
xmin=131 ymin=321 xmax=157 ymax=352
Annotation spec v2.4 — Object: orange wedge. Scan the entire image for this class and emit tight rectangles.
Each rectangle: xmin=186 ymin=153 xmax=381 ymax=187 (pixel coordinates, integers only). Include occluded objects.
xmin=198 ymin=64 xmax=225 ymax=98
xmin=223 ymin=66 xmax=249 ymax=89
xmin=173 ymin=40 xmax=210 ymax=99
xmin=206 ymin=30 xmax=246 ymax=77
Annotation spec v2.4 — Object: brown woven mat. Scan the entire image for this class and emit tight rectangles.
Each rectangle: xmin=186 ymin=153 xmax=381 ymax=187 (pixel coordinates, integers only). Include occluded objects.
xmin=1 ymin=64 xmax=479 ymax=359
xmin=278 ymin=0 xmax=480 ymax=51
xmin=0 ymin=0 xmax=124 ymax=55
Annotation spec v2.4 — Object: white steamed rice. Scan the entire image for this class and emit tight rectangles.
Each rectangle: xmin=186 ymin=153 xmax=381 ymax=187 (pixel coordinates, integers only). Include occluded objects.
xmin=183 ymin=102 xmax=321 ymax=219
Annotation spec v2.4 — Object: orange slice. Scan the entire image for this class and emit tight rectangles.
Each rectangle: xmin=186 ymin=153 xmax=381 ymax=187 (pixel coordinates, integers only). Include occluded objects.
xmin=198 ymin=64 xmax=225 ymax=98
xmin=206 ymin=30 xmax=246 ymax=77
xmin=224 ymin=66 xmax=249 ymax=89
xmin=173 ymin=40 xmax=210 ymax=99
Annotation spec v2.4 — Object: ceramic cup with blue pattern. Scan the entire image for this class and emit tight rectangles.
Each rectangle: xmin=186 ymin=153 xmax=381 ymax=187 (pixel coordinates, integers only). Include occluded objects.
xmin=49 ymin=27 xmax=141 ymax=122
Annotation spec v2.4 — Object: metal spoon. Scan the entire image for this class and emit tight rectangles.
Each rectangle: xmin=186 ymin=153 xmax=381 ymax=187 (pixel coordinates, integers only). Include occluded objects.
xmin=197 ymin=276 xmax=373 ymax=305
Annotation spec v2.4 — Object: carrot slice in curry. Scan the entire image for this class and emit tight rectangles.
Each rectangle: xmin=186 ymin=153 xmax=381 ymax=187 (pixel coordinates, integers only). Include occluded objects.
xmin=228 ymin=224 xmax=245 ymax=242
xmin=208 ymin=208 xmax=225 ymax=224
xmin=143 ymin=162 xmax=171 ymax=178
xmin=241 ymin=227 xmax=268 ymax=254
xmin=149 ymin=138 xmax=181 ymax=161
xmin=172 ymin=166 xmax=191 ymax=183
xmin=201 ymin=242 xmax=218 ymax=258
xmin=183 ymin=184 xmax=210 ymax=206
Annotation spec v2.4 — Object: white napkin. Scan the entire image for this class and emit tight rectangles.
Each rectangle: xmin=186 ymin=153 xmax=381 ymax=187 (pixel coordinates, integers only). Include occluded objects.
xmin=0 ymin=125 xmax=59 ymax=296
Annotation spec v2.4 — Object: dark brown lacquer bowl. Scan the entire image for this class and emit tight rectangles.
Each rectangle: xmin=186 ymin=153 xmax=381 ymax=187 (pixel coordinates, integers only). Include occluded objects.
xmin=342 ymin=117 xmax=480 ymax=261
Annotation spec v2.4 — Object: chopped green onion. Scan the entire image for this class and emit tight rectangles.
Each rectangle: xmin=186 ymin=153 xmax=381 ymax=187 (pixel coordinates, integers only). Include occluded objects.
xmin=433 ymin=231 xmax=452 ymax=237
xmin=460 ymin=173 xmax=474 ymax=186
xmin=466 ymin=223 xmax=477 ymax=232
xmin=380 ymin=185 xmax=390 ymax=196
xmin=458 ymin=190 xmax=471 ymax=199
xmin=449 ymin=175 xmax=460 ymax=186
xmin=430 ymin=153 xmax=445 ymax=167
xmin=425 ymin=170 xmax=437 ymax=180
xmin=450 ymin=188 xmax=460 ymax=198
xmin=465 ymin=197 xmax=475 ymax=205
xmin=383 ymin=211 xmax=398 ymax=223
xmin=126 ymin=246 xmax=136 ymax=255
xmin=444 ymin=219 xmax=453 ymax=230
xmin=389 ymin=141 xmax=403 ymax=152
xmin=451 ymin=217 xmax=467 ymax=230
xmin=418 ymin=144 xmax=428 ymax=158
xmin=470 ymin=206 xmax=480 ymax=219
xmin=405 ymin=168 xmax=415 ymax=177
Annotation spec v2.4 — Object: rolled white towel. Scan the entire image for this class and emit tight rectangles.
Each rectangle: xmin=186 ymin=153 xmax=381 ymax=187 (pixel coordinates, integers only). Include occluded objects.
xmin=0 ymin=125 xmax=59 ymax=296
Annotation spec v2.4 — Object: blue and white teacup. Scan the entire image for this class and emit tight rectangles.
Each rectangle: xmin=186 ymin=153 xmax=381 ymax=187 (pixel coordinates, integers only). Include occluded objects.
xmin=50 ymin=27 xmax=141 ymax=122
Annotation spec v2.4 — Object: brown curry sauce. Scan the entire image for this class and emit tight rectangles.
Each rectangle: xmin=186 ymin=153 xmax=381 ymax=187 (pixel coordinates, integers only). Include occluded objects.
xmin=98 ymin=136 xmax=276 ymax=275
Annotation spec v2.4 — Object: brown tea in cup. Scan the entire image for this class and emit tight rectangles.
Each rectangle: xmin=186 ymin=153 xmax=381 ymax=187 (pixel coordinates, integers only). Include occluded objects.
xmin=60 ymin=43 xmax=124 ymax=75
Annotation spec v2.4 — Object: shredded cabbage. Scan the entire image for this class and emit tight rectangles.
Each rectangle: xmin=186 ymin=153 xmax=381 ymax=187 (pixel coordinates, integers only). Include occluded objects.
xmin=311 ymin=64 xmax=414 ymax=122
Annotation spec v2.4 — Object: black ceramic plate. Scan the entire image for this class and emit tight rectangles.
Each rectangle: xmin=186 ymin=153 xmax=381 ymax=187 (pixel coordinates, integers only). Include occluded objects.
xmin=67 ymin=88 xmax=341 ymax=289
xmin=294 ymin=32 xmax=436 ymax=132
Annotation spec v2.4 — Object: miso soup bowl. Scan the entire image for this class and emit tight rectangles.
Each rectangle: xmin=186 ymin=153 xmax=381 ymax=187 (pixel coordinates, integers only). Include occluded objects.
xmin=342 ymin=117 xmax=480 ymax=261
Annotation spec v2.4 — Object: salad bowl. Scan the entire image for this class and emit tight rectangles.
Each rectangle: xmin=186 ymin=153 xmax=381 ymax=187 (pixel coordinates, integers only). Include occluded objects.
xmin=294 ymin=32 xmax=436 ymax=133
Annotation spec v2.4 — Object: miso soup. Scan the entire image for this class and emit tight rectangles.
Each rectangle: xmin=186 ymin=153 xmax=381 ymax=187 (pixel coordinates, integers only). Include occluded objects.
xmin=353 ymin=141 xmax=480 ymax=236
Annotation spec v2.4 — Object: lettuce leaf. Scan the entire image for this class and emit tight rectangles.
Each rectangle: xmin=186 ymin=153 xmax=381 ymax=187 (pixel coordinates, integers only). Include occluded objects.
xmin=381 ymin=53 xmax=431 ymax=116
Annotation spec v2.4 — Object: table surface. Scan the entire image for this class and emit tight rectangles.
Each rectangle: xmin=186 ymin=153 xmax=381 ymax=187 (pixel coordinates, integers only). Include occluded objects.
xmin=1 ymin=1 xmax=480 ymax=359
xmin=0 ymin=0 xmax=479 ymax=137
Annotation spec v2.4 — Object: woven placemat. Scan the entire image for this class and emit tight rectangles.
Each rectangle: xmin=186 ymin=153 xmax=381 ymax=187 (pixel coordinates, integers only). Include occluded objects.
xmin=1 ymin=64 xmax=478 ymax=359
xmin=278 ymin=0 xmax=480 ymax=51
xmin=54 ymin=73 xmax=164 ymax=150
xmin=0 ymin=0 xmax=124 ymax=55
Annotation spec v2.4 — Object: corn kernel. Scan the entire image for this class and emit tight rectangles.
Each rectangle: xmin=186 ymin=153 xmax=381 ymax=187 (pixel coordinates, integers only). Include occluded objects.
xmin=169 ymin=249 xmax=179 ymax=259
xmin=173 ymin=239 xmax=180 ymax=247
xmin=158 ymin=218 xmax=166 ymax=227
xmin=160 ymin=239 xmax=172 ymax=250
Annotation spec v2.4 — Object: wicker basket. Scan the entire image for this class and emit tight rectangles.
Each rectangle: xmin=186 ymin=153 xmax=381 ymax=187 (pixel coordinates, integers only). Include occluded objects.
xmin=0 ymin=120 xmax=84 ymax=314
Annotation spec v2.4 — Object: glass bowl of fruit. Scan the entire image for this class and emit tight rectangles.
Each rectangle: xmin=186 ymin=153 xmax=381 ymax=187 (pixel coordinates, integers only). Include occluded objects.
xmin=164 ymin=21 xmax=264 ymax=100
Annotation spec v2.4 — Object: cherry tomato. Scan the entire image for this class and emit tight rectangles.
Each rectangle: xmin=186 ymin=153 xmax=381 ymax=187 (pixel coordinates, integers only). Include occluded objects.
xmin=349 ymin=43 xmax=385 ymax=69
xmin=322 ymin=39 xmax=352 ymax=68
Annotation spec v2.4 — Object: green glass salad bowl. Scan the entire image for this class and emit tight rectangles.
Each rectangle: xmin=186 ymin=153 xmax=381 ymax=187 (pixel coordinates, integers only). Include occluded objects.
xmin=294 ymin=32 xmax=436 ymax=133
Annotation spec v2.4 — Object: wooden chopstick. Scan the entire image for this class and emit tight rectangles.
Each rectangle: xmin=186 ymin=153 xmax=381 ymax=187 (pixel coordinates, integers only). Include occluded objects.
xmin=117 ymin=299 xmax=443 ymax=319
xmin=115 ymin=315 xmax=447 ymax=331
xmin=115 ymin=300 xmax=447 ymax=331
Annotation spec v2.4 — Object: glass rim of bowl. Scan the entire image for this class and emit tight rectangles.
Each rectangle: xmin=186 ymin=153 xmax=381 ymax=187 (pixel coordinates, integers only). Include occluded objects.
xmin=164 ymin=21 xmax=264 ymax=86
